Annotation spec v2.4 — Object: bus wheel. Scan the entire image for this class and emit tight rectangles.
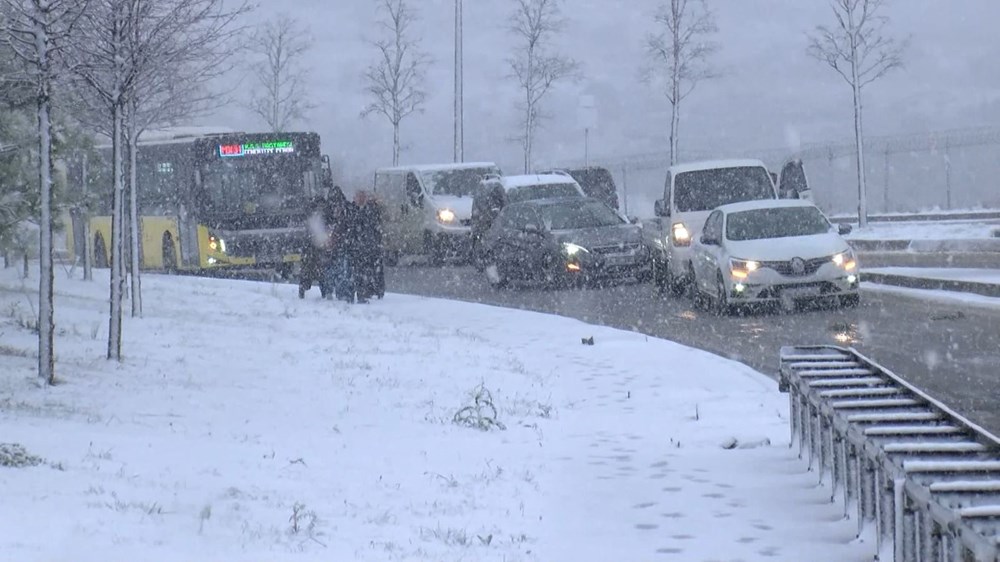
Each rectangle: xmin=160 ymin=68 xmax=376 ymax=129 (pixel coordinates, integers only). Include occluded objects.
xmin=162 ymin=233 xmax=177 ymax=273
xmin=93 ymin=235 xmax=109 ymax=269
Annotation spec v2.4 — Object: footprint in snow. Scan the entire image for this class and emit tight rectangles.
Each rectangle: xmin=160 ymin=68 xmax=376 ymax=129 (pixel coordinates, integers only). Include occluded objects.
xmin=635 ymin=523 xmax=659 ymax=530
xmin=633 ymin=501 xmax=657 ymax=509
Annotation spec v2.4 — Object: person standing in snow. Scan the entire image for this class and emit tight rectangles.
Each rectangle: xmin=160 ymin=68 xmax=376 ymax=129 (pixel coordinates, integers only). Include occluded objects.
xmin=326 ymin=186 xmax=355 ymax=303
xmin=299 ymin=184 xmax=337 ymax=299
xmin=350 ymin=191 xmax=385 ymax=303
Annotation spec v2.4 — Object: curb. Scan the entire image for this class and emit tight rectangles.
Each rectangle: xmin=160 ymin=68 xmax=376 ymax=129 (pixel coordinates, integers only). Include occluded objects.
xmin=863 ymin=272 xmax=1000 ymax=298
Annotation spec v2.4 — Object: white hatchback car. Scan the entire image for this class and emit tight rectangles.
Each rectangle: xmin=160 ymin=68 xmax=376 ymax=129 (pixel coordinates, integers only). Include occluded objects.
xmin=690 ymin=199 xmax=860 ymax=313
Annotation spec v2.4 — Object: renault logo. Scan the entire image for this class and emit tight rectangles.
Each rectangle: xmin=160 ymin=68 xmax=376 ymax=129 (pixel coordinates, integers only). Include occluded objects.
xmin=790 ymin=257 xmax=806 ymax=275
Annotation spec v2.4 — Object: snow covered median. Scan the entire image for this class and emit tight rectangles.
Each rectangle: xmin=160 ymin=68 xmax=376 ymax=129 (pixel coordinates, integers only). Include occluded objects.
xmin=0 ymin=267 xmax=872 ymax=561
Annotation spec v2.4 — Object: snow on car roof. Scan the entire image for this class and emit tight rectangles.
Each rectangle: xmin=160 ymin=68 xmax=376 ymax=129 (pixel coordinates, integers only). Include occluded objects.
xmin=377 ymin=162 xmax=499 ymax=173
xmin=499 ymin=174 xmax=581 ymax=190
xmin=716 ymin=199 xmax=818 ymax=214
xmin=670 ymin=159 xmax=768 ymax=174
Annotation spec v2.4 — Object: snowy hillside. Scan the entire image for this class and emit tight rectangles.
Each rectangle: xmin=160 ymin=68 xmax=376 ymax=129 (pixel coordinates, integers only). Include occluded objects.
xmin=0 ymin=267 xmax=877 ymax=560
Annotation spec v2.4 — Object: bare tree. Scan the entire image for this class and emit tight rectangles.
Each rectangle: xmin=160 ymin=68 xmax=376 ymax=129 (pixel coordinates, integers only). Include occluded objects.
xmin=2 ymin=0 xmax=87 ymax=384
xmin=362 ymin=0 xmax=428 ymax=166
xmin=247 ymin=14 xmax=312 ymax=132
xmin=643 ymin=0 xmax=718 ymax=166
xmin=808 ymin=0 xmax=904 ymax=228
xmin=508 ymin=0 xmax=579 ymax=173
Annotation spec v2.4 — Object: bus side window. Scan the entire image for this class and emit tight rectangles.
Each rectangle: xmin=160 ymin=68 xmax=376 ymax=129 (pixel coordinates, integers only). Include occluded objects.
xmin=405 ymin=172 xmax=423 ymax=208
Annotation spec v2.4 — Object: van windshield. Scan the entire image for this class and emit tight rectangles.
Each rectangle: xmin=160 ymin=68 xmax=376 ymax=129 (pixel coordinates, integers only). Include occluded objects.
xmin=507 ymin=183 xmax=582 ymax=203
xmin=674 ymin=166 xmax=775 ymax=212
xmin=422 ymin=166 xmax=499 ymax=197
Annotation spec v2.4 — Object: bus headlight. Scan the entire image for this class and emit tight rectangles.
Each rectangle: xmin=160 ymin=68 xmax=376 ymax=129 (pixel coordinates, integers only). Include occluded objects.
xmin=208 ymin=233 xmax=227 ymax=253
xmin=671 ymin=222 xmax=691 ymax=246
xmin=437 ymin=208 xmax=456 ymax=224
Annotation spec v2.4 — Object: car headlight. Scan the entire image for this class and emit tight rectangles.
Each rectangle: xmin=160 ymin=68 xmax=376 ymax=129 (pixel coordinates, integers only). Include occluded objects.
xmin=562 ymin=242 xmax=588 ymax=256
xmin=832 ymin=250 xmax=857 ymax=270
xmin=671 ymin=222 xmax=691 ymax=246
xmin=729 ymin=258 xmax=760 ymax=279
xmin=437 ymin=208 xmax=456 ymax=224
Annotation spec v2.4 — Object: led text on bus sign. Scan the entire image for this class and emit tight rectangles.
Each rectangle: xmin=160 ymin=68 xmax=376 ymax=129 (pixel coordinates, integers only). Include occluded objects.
xmin=218 ymin=140 xmax=295 ymax=158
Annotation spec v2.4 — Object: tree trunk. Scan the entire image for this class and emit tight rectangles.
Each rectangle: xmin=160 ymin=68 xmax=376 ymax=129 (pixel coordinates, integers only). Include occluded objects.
xmin=669 ymin=1 xmax=681 ymax=166
xmin=36 ymin=29 xmax=55 ymax=385
xmin=392 ymin=120 xmax=400 ymax=166
xmin=81 ymin=153 xmax=92 ymax=281
xmin=127 ymin=108 xmax=142 ymax=318
xmin=850 ymin=60 xmax=868 ymax=228
xmin=108 ymin=101 xmax=125 ymax=361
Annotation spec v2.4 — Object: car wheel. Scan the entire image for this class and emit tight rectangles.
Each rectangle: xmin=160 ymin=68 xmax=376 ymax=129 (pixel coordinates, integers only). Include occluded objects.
xmin=424 ymin=231 xmax=444 ymax=267
xmin=839 ymin=294 xmax=860 ymax=308
xmin=484 ymin=258 xmax=508 ymax=289
xmin=715 ymin=272 xmax=733 ymax=316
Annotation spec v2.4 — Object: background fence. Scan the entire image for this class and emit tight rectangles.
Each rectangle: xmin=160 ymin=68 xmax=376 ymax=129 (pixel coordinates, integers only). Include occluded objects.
xmin=557 ymin=126 xmax=1000 ymax=219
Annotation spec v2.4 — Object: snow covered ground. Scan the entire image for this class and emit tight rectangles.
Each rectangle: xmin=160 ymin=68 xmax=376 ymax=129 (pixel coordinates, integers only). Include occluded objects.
xmin=845 ymin=219 xmax=999 ymax=240
xmin=0 ymin=266 xmax=876 ymax=561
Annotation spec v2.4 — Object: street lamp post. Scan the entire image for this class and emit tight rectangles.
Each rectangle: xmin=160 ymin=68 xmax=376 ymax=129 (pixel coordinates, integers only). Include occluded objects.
xmin=454 ymin=0 xmax=464 ymax=163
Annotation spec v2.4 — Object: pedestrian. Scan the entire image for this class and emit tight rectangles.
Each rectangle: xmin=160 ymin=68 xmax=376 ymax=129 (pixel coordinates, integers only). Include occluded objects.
xmin=299 ymin=184 xmax=337 ymax=299
xmin=327 ymin=186 xmax=356 ymax=303
xmin=351 ymin=191 xmax=386 ymax=303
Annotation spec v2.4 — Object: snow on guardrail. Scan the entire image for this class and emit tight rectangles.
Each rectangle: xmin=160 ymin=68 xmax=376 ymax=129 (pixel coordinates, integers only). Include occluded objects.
xmin=779 ymin=345 xmax=1000 ymax=561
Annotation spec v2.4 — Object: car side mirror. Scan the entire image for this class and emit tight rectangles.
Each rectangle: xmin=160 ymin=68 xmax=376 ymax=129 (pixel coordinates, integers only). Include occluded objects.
xmin=838 ymin=223 xmax=853 ymax=235
xmin=654 ymin=199 xmax=669 ymax=217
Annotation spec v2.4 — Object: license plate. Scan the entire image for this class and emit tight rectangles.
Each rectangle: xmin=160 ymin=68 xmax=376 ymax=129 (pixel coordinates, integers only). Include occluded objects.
xmin=782 ymin=287 xmax=821 ymax=300
xmin=604 ymin=253 xmax=635 ymax=266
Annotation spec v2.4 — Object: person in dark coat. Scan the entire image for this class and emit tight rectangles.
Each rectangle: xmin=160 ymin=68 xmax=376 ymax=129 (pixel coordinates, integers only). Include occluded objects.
xmin=325 ymin=186 xmax=355 ymax=303
xmin=299 ymin=186 xmax=336 ymax=299
xmin=351 ymin=191 xmax=385 ymax=303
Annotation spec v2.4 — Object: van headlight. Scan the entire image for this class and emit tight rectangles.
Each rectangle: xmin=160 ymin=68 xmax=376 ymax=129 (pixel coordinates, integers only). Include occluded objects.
xmin=729 ymin=258 xmax=760 ymax=279
xmin=832 ymin=250 xmax=856 ymax=270
xmin=562 ymin=242 xmax=588 ymax=256
xmin=436 ymin=208 xmax=456 ymax=224
xmin=671 ymin=222 xmax=691 ymax=246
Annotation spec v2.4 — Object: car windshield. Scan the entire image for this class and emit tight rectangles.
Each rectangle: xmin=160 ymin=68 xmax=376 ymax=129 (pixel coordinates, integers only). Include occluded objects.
xmin=726 ymin=206 xmax=832 ymax=241
xmin=674 ymin=166 xmax=775 ymax=212
xmin=539 ymin=200 xmax=625 ymax=230
xmin=421 ymin=166 xmax=498 ymax=197
xmin=506 ymin=183 xmax=581 ymax=203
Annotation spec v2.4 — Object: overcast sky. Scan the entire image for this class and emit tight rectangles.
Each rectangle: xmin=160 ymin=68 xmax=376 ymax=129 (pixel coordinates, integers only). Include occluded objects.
xmin=209 ymin=0 xmax=1000 ymax=186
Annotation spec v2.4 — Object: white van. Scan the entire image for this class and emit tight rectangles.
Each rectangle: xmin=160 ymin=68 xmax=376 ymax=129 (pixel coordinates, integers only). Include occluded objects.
xmin=643 ymin=159 xmax=777 ymax=295
xmin=373 ymin=162 xmax=501 ymax=265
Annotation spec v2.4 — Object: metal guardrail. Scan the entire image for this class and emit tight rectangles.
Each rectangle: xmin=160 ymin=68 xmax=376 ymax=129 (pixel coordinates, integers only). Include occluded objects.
xmin=779 ymin=345 xmax=1000 ymax=562
xmin=828 ymin=211 xmax=1000 ymax=223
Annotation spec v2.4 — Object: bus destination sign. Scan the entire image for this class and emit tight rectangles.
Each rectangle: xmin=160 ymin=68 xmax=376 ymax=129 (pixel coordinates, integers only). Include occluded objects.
xmin=218 ymin=140 xmax=295 ymax=158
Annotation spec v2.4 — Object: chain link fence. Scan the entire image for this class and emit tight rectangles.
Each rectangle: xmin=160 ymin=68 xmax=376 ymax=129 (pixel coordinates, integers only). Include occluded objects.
xmin=561 ymin=127 xmax=1000 ymax=218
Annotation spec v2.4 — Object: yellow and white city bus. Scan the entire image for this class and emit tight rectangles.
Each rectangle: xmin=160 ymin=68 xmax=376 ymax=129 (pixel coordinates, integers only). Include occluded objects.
xmin=66 ymin=129 xmax=328 ymax=277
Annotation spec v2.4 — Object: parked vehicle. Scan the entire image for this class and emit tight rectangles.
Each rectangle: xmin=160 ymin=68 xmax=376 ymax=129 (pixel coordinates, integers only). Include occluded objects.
xmin=372 ymin=162 xmax=501 ymax=265
xmin=643 ymin=159 xmax=777 ymax=296
xmin=690 ymin=199 xmax=859 ymax=314
xmin=776 ymin=159 xmax=812 ymax=201
xmin=480 ymin=197 xmax=651 ymax=289
xmin=538 ymin=166 xmax=620 ymax=210
xmin=470 ymin=174 xmax=586 ymax=268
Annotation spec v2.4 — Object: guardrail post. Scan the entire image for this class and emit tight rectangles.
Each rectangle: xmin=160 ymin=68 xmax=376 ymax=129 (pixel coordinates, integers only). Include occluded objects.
xmin=894 ymin=478 xmax=906 ymax=562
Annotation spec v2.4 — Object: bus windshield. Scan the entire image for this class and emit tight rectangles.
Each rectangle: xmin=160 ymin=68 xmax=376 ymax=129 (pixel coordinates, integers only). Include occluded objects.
xmin=674 ymin=166 xmax=775 ymax=212
xmin=201 ymin=158 xmax=309 ymax=215
xmin=421 ymin=166 xmax=499 ymax=197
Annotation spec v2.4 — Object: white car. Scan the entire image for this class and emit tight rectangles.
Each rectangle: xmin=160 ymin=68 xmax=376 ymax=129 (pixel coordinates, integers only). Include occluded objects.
xmin=690 ymin=199 xmax=860 ymax=313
